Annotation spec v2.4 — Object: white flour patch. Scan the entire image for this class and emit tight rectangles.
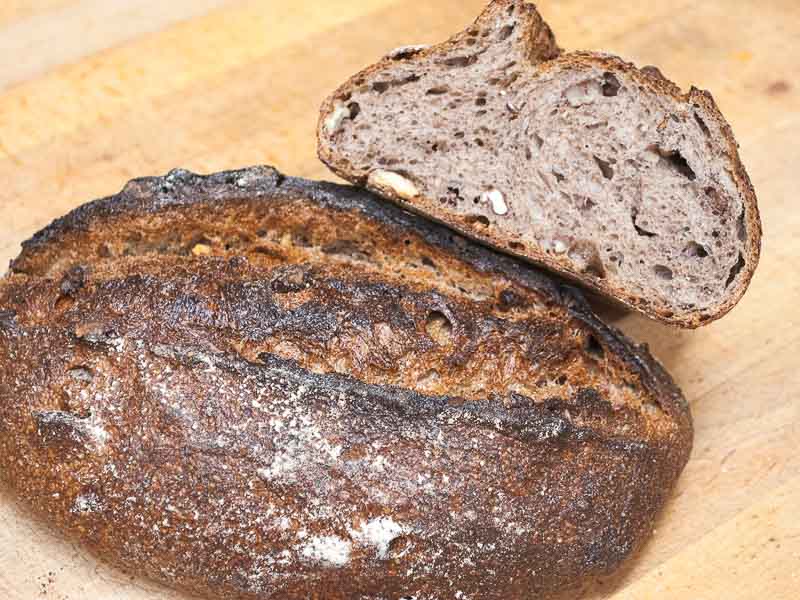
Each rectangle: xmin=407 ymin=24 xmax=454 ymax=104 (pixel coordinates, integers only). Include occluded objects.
xmin=350 ymin=517 xmax=410 ymax=559
xmin=84 ymin=415 xmax=109 ymax=445
xmin=301 ymin=535 xmax=351 ymax=566
xmin=256 ymin=405 xmax=342 ymax=482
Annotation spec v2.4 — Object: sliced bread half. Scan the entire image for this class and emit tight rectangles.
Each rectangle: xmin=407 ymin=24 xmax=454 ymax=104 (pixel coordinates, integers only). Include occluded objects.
xmin=317 ymin=0 xmax=761 ymax=327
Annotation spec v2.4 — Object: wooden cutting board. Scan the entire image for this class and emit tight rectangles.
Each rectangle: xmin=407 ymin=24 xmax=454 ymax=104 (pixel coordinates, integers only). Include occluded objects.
xmin=1 ymin=1 xmax=798 ymax=598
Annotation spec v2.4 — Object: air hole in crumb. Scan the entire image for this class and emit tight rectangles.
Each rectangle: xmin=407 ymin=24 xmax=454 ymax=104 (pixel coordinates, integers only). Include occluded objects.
xmin=475 ymin=97 xmax=487 ymax=106
xmin=503 ymin=73 xmax=520 ymax=88
xmin=552 ymin=171 xmax=565 ymax=183
xmin=569 ymin=240 xmax=606 ymax=278
xmin=425 ymin=311 xmax=453 ymax=345
xmin=556 ymin=374 xmax=568 ymax=385
xmin=443 ymin=55 xmax=478 ymax=68
xmin=632 ymin=209 xmax=657 ymax=237
xmin=602 ymin=72 xmax=621 ymax=96
xmin=654 ymin=265 xmax=673 ymax=280
xmin=446 ymin=187 xmax=463 ymax=203
xmin=465 ymin=214 xmax=490 ymax=227
xmin=97 ymin=244 xmax=112 ymax=258
xmin=649 ymin=145 xmax=696 ymax=180
xmin=594 ymin=156 xmax=614 ymax=179
xmin=533 ymin=133 xmax=544 ymax=149
xmin=498 ymin=25 xmax=515 ymax=41
xmin=685 ymin=241 xmax=709 ymax=258
xmin=475 ymin=139 xmax=485 ymax=147
xmin=704 ymin=187 xmax=727 ymax=215
xmin=347 ymin=102 xmax=361 ymax=120
xmin=421 ymin=256 xmax=436 ymax=268
xmin=509 ymin=241 xmax=524 ymax=251
xmin=585 ymin=335 xmax=604 ymax=359
xmin=274 ymin=173 xmax=286 ymax=187
xmin=372 ymin=81 xmax=390 ymax=93
xmin=694 ymin=112 xmax=711 ymax=137
xmin=427 ymin=85 xmax=450 ymax=95
xmin=725 ymin=253 xmax=745 ymax=287
xmin=455 ymin=131 xmax=465 ymax=138
xmin=737 ymin=209 xmax=747 ymax=242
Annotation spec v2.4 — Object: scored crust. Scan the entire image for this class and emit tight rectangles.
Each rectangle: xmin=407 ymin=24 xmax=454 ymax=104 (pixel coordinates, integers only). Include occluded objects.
xmin=317 ymin=0 xmax=762 ymax=328
xmin=1 ymin=166 xmax=691 ymax=599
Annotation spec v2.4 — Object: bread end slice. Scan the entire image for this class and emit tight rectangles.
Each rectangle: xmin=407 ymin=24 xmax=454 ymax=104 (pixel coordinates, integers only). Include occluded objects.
xmin=317 ymin=0 xmax=761 ymax=327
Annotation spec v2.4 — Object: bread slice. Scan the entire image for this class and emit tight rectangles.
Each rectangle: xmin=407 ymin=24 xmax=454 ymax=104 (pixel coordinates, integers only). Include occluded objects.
xmin=317 ymin=0 xmax=761 ymax=327
xmin=1 ymin=166 xmax=691 ymax=599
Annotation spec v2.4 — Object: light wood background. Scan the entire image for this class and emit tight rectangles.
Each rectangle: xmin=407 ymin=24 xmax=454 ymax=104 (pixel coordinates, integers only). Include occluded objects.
xmin=1 ymin=1 xmax=798 ymax=598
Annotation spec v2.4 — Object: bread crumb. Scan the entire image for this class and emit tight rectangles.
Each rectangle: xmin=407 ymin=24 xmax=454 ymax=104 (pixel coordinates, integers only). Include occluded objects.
xmin=368 ymin=170 xmax=420 ymax=200
xmin=192 ymin=243 xmax=212 ymax=256
xmin=324 ymin=103 xmax=351 ymax=134
xmin=482 ymin=189 xmax=508 ymax=215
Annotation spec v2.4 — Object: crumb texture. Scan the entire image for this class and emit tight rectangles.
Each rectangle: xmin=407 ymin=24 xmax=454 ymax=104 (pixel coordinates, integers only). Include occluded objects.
xmin=318 ymin=0 xmax=760 ymax=326
xmin=0 ymin=167 xmax=692 ymax=599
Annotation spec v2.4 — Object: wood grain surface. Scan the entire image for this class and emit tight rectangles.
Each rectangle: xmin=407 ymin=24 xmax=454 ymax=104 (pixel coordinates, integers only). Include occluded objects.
xmin=1 ymin=1 xmax=798 ymax=598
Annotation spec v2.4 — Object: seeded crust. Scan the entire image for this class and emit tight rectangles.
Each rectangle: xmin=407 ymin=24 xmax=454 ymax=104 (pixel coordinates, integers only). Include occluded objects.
xmin=0 ymin=166 xmax=691 ymax=599
xmin=317 ymin=0 xmax=762 ymax=328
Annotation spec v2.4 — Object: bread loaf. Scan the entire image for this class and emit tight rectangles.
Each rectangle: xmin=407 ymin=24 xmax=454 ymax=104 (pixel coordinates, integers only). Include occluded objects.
xmin=0 ymin=166 xmax=692 ymax=599
xmin=317 ymin=0 xmax=762 ymax=328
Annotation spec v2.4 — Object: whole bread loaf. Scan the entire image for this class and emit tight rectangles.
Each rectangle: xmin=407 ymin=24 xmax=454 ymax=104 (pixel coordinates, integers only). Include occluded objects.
xmin=0 ymin=166 xmax=691 ymax=599
xmin=317 ymin=0 xmax=762 ymax=328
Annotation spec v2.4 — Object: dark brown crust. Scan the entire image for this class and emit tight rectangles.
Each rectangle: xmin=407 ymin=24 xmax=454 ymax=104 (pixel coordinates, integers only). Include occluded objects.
xmin=316 ymin=0 xmax=762 ymax=328
xmin=0 ymin=166 xmax=691 ymax=599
